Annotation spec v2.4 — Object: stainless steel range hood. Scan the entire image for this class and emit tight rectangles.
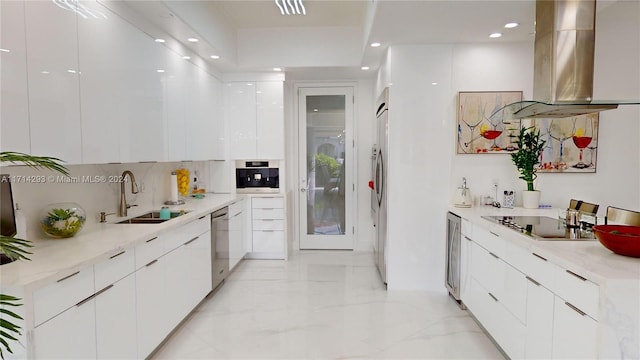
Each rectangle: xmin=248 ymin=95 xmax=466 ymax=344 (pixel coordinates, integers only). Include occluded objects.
xmin=491 ymin=0 xmax=637 ymax=121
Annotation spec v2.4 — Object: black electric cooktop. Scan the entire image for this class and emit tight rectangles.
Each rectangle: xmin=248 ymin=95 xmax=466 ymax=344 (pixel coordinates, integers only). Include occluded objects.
xmin=481 ymin=216 xmax=597 ymax=241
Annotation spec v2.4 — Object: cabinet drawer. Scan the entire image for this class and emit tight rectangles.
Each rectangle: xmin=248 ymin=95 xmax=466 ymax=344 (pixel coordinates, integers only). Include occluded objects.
xmin=554 ymin=266 xmax=599 ymax=320
xmin=94 ymin=248 xmax=134 ymax=290
xmin=461 ymin=218 xmax=472 ymax=237
xmin=135 ymin=234 xmax=167 ymax=269
xmin=473 ymin=226 xmax=505 ymax=258
xmin=253 ymin=208 xmax=284 ymax=220
xmin=252 ymin=197 xmax=284 ymax=209
xmin=164 ymin=214 xmax=211 ymax=251
xmin=552 ymin=296 xmax=598 ymax=358
xmin=33 ymin=267 xmax=95 ymax=327
xmin=505 ymin=243 xmax=559 ymax=290
xmin=253 ymin=219 xmax=284 ymax=231
xmin=468 ymin=278 xmax=525 ymax=359
xmin=229 ymin=200 xmax=243 ymax=217
xmin=470 ymin=241 xmax=501 ymax=293
xmin=252 ymin=230 xmax=284 ymax=253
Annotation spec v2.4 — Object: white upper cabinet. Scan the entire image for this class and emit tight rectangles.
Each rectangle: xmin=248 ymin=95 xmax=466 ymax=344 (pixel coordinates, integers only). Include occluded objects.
xmin=77 ymin=1 xmax=125 ymax=164
xmin=226 ymin=81 xmax=284 ymax=160
xmin=226 ymin=82 xmax=258 ymax=159
xmin=0 ymin=1 xmax=30 ymax=154
xmin=186 ymin=67 xmax=224 ymax=161
xmin=165 ymin=54 xmax=190 ymax=162
xmin=256 ymin=81 xmax=284 ymax=159
xmin=25 ymin=0 xmax=82 ymax=164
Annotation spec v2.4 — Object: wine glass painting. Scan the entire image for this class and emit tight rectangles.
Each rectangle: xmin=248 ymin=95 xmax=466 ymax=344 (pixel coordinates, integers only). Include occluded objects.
xmin=456 ymin=91 xmax=523 ymax=154
xmin=534 ymin=113 xmax=599 ymax=173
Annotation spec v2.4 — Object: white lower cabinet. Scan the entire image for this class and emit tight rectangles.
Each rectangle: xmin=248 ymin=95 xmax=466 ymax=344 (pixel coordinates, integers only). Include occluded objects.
xmin=551 ymin=298 xmax=598 ymax=359
xmin=524 ymin=277 xmax=554 ymax=359
xmin=461 ymin=215 xmax=603 ymax=360
xmin=229 ymin=200 xmax=246 ymax=271
xmin=135 ymin=255 xmax=169 ymax=359
xmin=33 ymin=296 xmax=96 ymax=359
xmin=248 ymin=196 xmax=285 ymax=259
xmin=95 ymin=274 xmax=137 ymax=359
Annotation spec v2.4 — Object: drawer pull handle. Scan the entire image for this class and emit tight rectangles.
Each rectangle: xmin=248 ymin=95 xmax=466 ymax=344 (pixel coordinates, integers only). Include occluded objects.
xmin=565 ymin=302 xmax=586 ymax=316
xmin=261 ymin=219 xmax=275 ymax=222
xmin=566 ymin=270 xmax=587 ymax=281
xmin=146 ymin=236 xmax=158 ymax=243
xmin=261 ymin=230 xmax=275 ymax=233
xmin=489 ymin=252 xmax=499 ymax=259
xmin=198 ymin=215 xmax=207 ymax=220
xmin=145 ymin=259 xmax=158 ymax=267
xmin=109 ymin=251 xmax=125 ymax=259
xmin=464 ymin=236 xmax=472 ymax=242
xmin=57 ymin=271 xmax=80 ymax=283
xmin=184 ymin=236 xmax=199 ymax=245
xmin=490 ymin=231 xmax=500 ymax=237
xmin=488 ymin=293 xmax=498 ymax=302
xmin=525 ymin=276 xmax=541 ymax=286
xmin=219 ymin=269 xmax=224 ymax=275
xmin=532 ymin=253 xmax=547 ymax=261
xmin=76 ymin=284 xmax=114 ymax=307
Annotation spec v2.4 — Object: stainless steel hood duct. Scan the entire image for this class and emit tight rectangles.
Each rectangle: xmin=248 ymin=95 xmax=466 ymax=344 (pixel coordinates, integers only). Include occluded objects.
xmin=491 ymin=0 xmax=631 ymax=120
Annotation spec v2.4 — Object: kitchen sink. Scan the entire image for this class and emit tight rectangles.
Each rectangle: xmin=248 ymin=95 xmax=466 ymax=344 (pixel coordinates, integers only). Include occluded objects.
xmin=116 ymin=210 xmax=190 ymax=224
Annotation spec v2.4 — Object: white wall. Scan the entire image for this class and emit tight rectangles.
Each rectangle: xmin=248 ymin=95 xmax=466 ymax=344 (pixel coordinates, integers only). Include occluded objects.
xmin=0 ymin=161 xmax=211 ymax=240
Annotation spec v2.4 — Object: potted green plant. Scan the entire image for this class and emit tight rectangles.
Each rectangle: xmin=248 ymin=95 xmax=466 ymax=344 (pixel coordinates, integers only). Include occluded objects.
xmin=0 ymin=151 xmax=68 ymax=359
xmin=510 ymin=126 xmax=546 ymax=209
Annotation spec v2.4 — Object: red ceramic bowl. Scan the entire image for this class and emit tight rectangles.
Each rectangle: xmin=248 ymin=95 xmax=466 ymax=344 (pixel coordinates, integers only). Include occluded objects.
xmin=592 ymin=225 xmax=640 ymax=257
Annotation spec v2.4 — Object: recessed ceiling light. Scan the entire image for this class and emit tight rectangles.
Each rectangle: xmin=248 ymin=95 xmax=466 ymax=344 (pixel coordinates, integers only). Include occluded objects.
xmin=431 ymin=82 xmax=438 ymax=86
xmin=182 ymin=56 xmax=191 ymax=60
xmin=0 ymin=48 xmax=10 ymax=53
xmin=313 ymin=109 xmax=319 ymax=112
xmin=41 ymin=70 xmax=50 ymax=74
xmin=489 ymin=33 xmax=503 ymax=38
xmin=370 ymin=42 xmax=381 ymax=48
xmin=157 ymin=69 xmax=165 ymax=73
xmin=504 ymin=22 xmax=519 ymax=29
xmin=361 ymin=66 xmax=370 ymax=70
xmin=247 ymin=83 xmax=253 ymax=86
xmin=154 ymin=38 xmax=165 ymax=43
xmin=210 ymin=55 xmax=220 ymax=59
xmin=273 ymin=67 xmax=282 ymax=72
xmin=187 ymin=37 xmax=199 ymax=42
xmin=67 ymin=69 xmax=77 ymax=74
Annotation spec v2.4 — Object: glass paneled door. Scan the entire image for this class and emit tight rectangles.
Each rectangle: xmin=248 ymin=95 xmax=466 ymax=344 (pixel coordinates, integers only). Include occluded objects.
xmin=298 ymin=87 xmax=354 ymax=250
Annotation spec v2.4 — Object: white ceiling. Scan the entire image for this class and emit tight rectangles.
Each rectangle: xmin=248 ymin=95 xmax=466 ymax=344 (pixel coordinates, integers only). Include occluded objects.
xmin=123 ymin=0 xmax=545 ymax=77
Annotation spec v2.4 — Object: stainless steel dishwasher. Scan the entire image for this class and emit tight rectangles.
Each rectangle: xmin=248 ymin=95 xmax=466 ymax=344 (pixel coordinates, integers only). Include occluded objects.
xmin=211 ymin=207 xmax=229 ymax=290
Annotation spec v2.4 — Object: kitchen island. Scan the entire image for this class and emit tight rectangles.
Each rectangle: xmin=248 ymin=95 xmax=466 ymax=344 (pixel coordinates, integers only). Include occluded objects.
xmin=449 ymin=205 xmax=640 ymax=359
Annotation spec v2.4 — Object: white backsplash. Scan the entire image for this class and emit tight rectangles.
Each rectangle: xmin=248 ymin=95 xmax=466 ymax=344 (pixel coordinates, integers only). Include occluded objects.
xmin=0 ymin=161 xmax=213 ymax=240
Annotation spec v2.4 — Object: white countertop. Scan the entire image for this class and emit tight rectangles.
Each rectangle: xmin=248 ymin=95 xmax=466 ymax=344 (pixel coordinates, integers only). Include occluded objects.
xmin=1 ymin=193 xmax=240 ymax=292
xmin=449 ymin=205 xmax=640 ymax=284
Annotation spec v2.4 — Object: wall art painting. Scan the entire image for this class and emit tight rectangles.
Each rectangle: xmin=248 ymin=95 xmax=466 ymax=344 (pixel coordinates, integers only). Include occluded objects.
xmin=534 ymin=113 xmax=599 ymax=173
xmin=456 ymin=91 xmax=523 ymax=154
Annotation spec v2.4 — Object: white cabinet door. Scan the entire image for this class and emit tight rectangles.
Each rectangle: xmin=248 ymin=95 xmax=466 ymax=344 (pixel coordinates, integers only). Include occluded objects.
xmin=229 ymin=209 xmax=244 ymax=271
xmin=135 ymin=256 xmax=168 ymax=359
xmin=33 ymin=298 xmax=96 ymax=359
xmin=165 ymin=54 xmax=191 ymax=162
xmin=524 ymin=277 xmax=554 ymax=359
xmin=459 ymin=234 xmax=472 ymax=305
xmin=551 ymin=298 xmax=598 ymax=359
xmin=24 ymin=0 xmax=81 ymax=163
xmin=226 ymin=82 xmax=257 ymax=159
xmin=95 ymin=274 xmax=137 ymax=359
xmin=256 ymin=81 xmax=284 ymax=159
xmin=164 ymin=244 xmax=192 ymax=328
xmin=0 ymin=0 xmax=30 ymax=153
xmin=187 ymin=231 xmax=213 ymax=302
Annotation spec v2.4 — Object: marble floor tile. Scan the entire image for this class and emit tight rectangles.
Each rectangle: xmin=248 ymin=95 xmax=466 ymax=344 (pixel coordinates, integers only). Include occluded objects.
xmin=152 ymin=250 xmax=504 ymax=359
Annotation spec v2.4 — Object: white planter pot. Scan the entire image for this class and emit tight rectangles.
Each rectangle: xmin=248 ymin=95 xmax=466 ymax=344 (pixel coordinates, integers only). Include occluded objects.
xmin=521 ymin=190 xmax=541 ymax=209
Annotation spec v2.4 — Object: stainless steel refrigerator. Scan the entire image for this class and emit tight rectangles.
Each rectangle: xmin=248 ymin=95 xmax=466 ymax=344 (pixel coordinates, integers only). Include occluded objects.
xmin=373 ymin=88 xmax=389 ymax=285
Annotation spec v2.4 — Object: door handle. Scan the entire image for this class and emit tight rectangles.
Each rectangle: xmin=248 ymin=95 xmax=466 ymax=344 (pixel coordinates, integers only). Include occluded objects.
xmin=300 ymin=188 xmax=306 ymax=192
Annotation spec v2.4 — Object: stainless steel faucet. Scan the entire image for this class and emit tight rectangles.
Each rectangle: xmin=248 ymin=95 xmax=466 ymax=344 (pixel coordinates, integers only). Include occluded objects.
xmin=119 ymin=170 xmax=139 ymax=217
